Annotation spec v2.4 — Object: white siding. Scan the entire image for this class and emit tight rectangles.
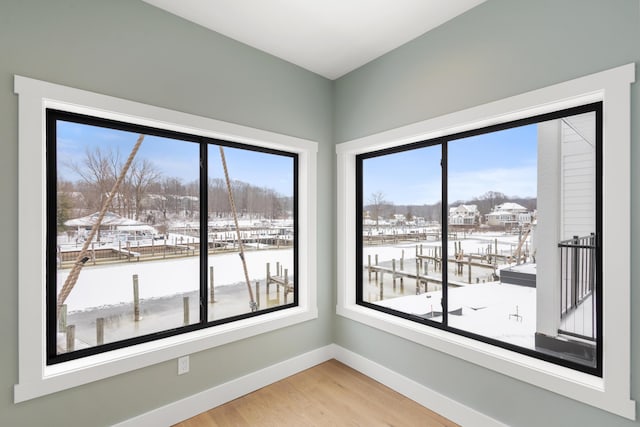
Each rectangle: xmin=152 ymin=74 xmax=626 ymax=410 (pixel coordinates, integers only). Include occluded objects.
xmin=560 ymin=113 xmax=595 ymax=240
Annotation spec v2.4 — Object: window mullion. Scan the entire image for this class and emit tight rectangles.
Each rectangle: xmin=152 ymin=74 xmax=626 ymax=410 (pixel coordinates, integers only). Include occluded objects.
xmin=441 ymin=141 xmax=449 ymax=326
xmin=199 ymin=139 xmax=209 ymax=324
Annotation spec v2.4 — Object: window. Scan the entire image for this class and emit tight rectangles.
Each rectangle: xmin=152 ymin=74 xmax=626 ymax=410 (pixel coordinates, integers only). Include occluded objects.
xmin=356 ymin=103 xmax=602 ymax=375
xmin=48 ymin=110 xmax=298 ymax=364
xmin=15 ymin=76 xmax=317 ymax=401
xmin=336 ymin=63 xmax=635 ymax=418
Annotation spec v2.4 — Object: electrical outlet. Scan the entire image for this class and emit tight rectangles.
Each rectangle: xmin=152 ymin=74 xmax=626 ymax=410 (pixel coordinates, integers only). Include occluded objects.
xmin=178 ymin=355 xmax=189 ymax=375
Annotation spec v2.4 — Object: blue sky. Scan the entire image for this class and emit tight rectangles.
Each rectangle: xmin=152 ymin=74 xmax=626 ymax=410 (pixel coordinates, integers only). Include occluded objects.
xmin=56 ymin=120 xmax=294 ymax=197
xmin=363 ymin=124 xmax=537 ymax=206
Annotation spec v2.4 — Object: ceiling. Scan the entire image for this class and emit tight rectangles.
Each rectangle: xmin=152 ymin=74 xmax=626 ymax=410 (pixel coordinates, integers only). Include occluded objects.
xmin=141 ymin=0 xmax=486 ymax=80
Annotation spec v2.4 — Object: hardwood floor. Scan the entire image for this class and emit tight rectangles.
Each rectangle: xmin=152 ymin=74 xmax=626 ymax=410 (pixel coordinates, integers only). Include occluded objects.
xmin=173 ymin=359 xmax=459 ymax=427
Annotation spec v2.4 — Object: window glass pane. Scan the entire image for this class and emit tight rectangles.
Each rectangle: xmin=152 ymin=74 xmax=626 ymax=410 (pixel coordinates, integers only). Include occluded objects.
xmin=54 ymin=119 xmax=200 ymax=356
xmin=538 ymin=111 xmax=598 ymax=369
xmin=360 ymin=145 xmax=443 ymax=323
xmin=447 ymin=125 xmax=537 ymax=347
xmin=207 ymin=145 xmax=295 ymax=321
xmin=446 ymin=111 xmax=598 ymax=369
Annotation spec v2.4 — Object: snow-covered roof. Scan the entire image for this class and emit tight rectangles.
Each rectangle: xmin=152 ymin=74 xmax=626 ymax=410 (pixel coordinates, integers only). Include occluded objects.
xmin=64 ymin=211 xmax=144 ymax=227
xmin=486 ymin=210 xmax=515 ymax=217
xmin=116 ymin=225 xmax=157 ymax=232
xmin=449 ymin=204 xmax=478 ymax=214
xmin=494 ymin=202 xmax=527 ymax=212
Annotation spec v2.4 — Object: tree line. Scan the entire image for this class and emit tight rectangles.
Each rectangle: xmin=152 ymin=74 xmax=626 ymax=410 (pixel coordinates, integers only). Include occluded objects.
xmin=57 ymin=146 xmax=292 ymax=230
xmin=365 ymin=190 xmax=536 ymax=225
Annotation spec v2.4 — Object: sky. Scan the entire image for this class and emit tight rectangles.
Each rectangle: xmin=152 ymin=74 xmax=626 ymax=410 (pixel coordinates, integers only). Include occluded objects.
xmin=362 ymin=124 xmax=538 ymax=206
xmin=56 ymin=119 xmax=294 ymax=197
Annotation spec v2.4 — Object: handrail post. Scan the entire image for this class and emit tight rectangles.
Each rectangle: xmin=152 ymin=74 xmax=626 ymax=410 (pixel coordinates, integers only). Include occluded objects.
xmin=571 ymin=235 xmax=579 ymax=309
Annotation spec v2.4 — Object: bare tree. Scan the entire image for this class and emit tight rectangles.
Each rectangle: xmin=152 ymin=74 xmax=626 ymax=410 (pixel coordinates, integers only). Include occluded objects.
xmin=405 ymin=206 xmax=414 ymax=223
xmin=65 ymin=147 xmax=116 ymax=213
xmin=207 ymin=177 xmax=290 ymax=221
xmin=163 ymin=177 xmax=186 ymax=216
xmin=208 ymin=178 xmax=230 ymax=218
xmin=65 ymin=146 xmax=162 ymax=219
xmin=56 ymin=179 xmax=74 ymax=232
xmin=473 ymin=190 xmax=507 ymax=217
xmin=106 ymin=148 xmax=127 ymax=216
xmin=129 ymin=159 xmax=162 ymax=220
xmin=369 ymin=191 xmax=387 ymax=229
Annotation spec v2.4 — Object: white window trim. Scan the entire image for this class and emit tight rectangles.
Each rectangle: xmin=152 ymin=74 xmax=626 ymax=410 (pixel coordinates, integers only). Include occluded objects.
xmin=14 ymin=75 xmax=318 ymax=403
xmin=336 ymin=63 xmax=635 ymax=419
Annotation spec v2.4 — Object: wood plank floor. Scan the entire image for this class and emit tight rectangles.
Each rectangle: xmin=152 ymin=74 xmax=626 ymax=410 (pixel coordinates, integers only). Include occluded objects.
xmin=173 ymin=359 xmax=459 ymax=427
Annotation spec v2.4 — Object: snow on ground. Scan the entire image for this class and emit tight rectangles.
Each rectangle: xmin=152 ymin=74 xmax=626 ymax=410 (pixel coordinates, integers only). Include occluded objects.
xmin=375 ymin=282 xmax=537 ymax=349
xmin=58 ymin=248 xmax=293 ymax=312
xmin=364 ymin=231 xmax=536 ymax=350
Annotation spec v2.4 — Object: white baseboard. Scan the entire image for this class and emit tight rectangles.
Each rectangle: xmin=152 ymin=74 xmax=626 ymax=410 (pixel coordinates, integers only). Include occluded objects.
xmin=112 ymin=345 xmax=334 ymax=427
xmin=330 ymin=344 xmax=507 ymax=427
xmin=113 ymin=344 xmax=505 ymax=427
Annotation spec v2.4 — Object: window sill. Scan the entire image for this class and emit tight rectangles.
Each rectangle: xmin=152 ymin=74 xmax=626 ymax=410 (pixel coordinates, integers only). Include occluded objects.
xmin=337 ymin=303 xmax=634 ymax=419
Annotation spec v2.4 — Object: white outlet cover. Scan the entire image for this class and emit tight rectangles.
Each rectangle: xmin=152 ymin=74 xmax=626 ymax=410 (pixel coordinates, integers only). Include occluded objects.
xmin=178 ymin=356 xmax=190 ymax=375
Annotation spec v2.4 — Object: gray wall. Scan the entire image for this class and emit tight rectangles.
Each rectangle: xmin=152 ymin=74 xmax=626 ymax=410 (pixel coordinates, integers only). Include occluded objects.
xmin=334 ymin=0 xmax=640 ymax=426
xmin=0 ymin=1 xmax=333 ymax=426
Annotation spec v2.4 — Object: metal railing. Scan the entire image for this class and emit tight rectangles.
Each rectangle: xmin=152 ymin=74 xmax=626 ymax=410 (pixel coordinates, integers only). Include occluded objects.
xmin=558 ymin=234 xmax=596 ymax=320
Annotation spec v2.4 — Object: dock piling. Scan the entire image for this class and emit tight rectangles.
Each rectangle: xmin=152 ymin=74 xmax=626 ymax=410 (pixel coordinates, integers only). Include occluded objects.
xmin=58 ymin=304 xmax=67 ymax=332
xmin=183 ymin=296 xmax=189 ymax=325
xmin=255 ymin=281 xmax=260 ymax=309
xmin=284 ymin=269 xmax=289 ymax=303
xmin=416 ymin=259 xmax=421 ymax=294
xmin=266 ymin=263 xmax=271 ymax=294
xmin=66 ymin=325 xmax=75 ymax=352
xmin=96 ymin=317 xmax=104 ymax=346
xmin=392 ymin=259 xmax=397 ymax=290
xmin=375 ymin=254 xmax=379 ymax=282
xmin=133 ymin=274 xmax=140 ymax=322
xmin=209 ymin=266 xmax=215 ymax=303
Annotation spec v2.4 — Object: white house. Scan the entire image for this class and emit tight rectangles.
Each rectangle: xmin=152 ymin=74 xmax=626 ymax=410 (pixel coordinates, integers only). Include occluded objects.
xmin=448 ymin=204 xmax=480 ymax=225
xmin=485 ymin=202 xmax=531 ymax=226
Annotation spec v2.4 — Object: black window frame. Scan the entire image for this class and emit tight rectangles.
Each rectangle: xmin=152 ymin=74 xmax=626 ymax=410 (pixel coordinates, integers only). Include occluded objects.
xmin=355 ymin=102 xmax=603 ymax=376
xmin=46 ymin=109 xmax=299 ymax=365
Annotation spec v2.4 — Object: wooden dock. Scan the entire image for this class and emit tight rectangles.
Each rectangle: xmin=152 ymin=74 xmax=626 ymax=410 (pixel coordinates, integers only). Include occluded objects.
xmin=366 ymin=246 xmax=501 ymax=300
xmin=363 ymin=230 xmax=458 ymax=245
xmin=368 ymin=264 xmax=468 ymax=287
xmin=111 ymin=247 xmax=140 ymax=260
xmin=266 ymin=262 xmax=294 ymax=303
